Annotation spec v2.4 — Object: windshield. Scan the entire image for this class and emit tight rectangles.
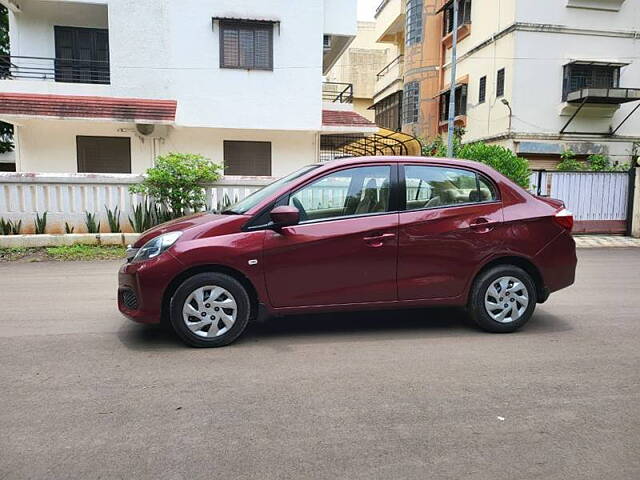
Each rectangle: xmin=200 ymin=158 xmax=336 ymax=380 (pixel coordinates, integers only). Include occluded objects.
xmin=222 ymin=165 xmax=320 ymax=214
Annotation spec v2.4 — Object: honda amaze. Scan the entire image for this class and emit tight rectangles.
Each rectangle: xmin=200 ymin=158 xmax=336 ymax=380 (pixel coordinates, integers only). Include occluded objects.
xmin=118 ymin=157 xmax=577 ymax=347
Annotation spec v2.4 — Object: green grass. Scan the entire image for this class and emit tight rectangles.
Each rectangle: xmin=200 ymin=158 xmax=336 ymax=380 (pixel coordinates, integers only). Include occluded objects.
xmin=0 ymin=245 xmax=126 ymax=262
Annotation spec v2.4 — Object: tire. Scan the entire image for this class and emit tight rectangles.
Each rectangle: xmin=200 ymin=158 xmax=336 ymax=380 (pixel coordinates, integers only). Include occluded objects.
xmin=468 ymin=265 xmax=537 ymax=333
xmin=169 ymin=272 xmax=251 ymax=347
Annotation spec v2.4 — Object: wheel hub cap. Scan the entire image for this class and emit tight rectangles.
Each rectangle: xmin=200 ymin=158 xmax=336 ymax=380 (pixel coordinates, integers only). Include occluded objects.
xmin=182 ymin=285 xmax=237 ymax=338
xmin=484 ymin=276 xmax=529 ymax=324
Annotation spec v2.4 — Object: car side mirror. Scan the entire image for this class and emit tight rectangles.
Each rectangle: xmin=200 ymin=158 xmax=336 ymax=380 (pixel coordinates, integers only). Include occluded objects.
xmin=270 ymin=205 xmax=300 ymax=229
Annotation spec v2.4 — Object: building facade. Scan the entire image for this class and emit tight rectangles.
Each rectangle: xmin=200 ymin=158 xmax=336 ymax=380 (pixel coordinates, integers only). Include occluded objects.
xmin=0 ymin=0 xmax=374 ymax=175
xmin=373 ymin=0 xmax=640 ymax=167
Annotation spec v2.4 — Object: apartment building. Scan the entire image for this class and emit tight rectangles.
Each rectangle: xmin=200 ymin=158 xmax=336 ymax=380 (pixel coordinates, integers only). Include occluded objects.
xmin=0 ymin=0 xmax=375 ymax=175
xmin=373 ymin=0 xmax=640 ymax=167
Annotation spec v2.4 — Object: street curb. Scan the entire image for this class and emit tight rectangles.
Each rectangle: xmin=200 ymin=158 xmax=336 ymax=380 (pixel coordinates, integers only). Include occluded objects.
xmin=0 ymin=233 xmax=141 ymax=248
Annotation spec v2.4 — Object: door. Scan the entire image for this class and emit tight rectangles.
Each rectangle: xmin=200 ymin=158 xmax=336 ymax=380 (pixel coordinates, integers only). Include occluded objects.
xmin=55 ymin=26 xmax=110 ymax=84
xmin=398 ymin=164 xmax=504 ymax=300
xmin=263 ymin=165 xmax=399 ymax=308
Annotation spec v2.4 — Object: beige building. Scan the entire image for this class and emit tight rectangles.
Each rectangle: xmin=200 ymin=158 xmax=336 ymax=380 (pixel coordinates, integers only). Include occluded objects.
xmin=325 ymin=21 xmax=391 ymax=122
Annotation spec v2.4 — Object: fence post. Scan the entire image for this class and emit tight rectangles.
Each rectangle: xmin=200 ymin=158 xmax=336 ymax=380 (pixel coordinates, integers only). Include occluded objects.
xmin=536 ymin=170 xmax=544 ymax=196
xmin=629 ymin=167 xmax=640 ymax=238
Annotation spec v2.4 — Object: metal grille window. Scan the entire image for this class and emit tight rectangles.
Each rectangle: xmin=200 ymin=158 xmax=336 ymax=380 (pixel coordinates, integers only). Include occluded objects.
xmin=478 ymin=76 xmax=486 ymax=104
xmin=223 ymin=141 xmax=272 ymax=176
xmin=496 ymin=68 xmax=505 ymax=97
xmin=439 ymin=84 xmax=468 ymax=122
xmin=220 ymin=21 xmax=273 ymax=70
xmin=562 ymin=63 xmax=620 ymax=100
xmin=375 ymin=91 xmax=403 ymax=132
xmin=443 ymin=0 xmax=472 ymax=36
xmin=403 ymin=81 xmax=420 ymax=124
xmin=406 ymin=0 xmax=423 ymax=46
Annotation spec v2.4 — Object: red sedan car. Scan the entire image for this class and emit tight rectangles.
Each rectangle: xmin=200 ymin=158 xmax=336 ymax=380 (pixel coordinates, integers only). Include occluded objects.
xmin=119 ymin=157 xmax=576 ymax=347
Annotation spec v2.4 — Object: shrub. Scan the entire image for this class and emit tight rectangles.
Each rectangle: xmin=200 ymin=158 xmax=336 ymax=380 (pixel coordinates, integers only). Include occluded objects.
xmin=34 ymin=212 xmax=47 ymax=235
xmin=129 ymin=153 xmax=222 ymax=219
xmin=0 ymin=218 xmax=10 ymax=235
xmin=64 ymin=222 xmax=75 ymax=234
xmin=456 ymin=143 xmax=530 ymax=189
xmin=557 ymin=149 xmax=583 ymax=171
xmin=586 ymin=154 xmax=610 ymax=171
xmin=85 ymin=212 xmax=100 ymax=234
xmin=106 ymin=205 xmax=121 ymax=233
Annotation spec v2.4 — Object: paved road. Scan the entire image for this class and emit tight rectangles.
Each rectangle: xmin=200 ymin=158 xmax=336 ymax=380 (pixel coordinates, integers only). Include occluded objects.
xmin=1 ymin=249 xmax=639 ymax=480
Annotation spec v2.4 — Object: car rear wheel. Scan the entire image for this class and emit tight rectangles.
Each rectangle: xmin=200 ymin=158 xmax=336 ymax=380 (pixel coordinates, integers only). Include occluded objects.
xmin=169 ymin=272 xmax=251 ymax=347
xmin=469 ymin=265 xmax=537 ymax=333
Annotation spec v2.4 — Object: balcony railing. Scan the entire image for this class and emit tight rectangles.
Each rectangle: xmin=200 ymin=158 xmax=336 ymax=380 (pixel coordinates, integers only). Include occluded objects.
xmin=376 ymin=55 xmax=404 ymax=81
xmin=0 ymin=55 xmax=110 ymax=85
xmin=322 ymin=82 xmax=353 ymax=104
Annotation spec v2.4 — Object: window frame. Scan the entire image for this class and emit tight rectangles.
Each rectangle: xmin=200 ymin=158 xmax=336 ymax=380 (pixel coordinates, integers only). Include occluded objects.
xmin=443 ymin=0 xmax=472 ymax=36
xmin=219 ymin=20 xmax=274 ymax=71
xmin=399 ymin=164 xmax=501 ymax=213
xmin=478 ymin=75 xmax=487 ymax=104
xmin=496 ymin=68 xmax=505 ymax=98
xmin=439 ymin=84 xmax=468 ymax=122
xmin=406 ymin=0 xmax=424 ymax=46
xmin=244 ymin=163 xmax=401 ymax=230
xmin=403 ymin=81 xmax=420 ymax=124
xmin=223 ymin=140 xmax=272 ymax=176
xmin=562 ymin=63 xmax=620 ymax=101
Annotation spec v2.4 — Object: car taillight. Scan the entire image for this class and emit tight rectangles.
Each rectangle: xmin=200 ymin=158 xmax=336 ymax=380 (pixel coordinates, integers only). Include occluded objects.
xmin=553 ymin=208 xmax=574 ymax=231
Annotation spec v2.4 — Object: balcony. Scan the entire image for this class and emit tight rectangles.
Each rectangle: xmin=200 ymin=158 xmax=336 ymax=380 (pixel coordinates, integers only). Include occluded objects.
xmin=322 ymin=82 xmax=354 ymax=104
xmin=374 ymin=55 xmax=404 ymax=100
xmin=0 ymin=55 xmax=110 ymax=85
xmin=374 ymin=0 xmax=405 ymax=44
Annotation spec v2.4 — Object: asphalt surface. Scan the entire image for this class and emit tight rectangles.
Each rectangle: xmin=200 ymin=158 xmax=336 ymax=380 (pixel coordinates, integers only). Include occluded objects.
xmin=1 ymin=248 xmax=639 ymax=480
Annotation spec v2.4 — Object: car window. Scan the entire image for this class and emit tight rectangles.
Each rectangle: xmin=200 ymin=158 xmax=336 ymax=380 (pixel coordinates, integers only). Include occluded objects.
xmin=404 ymin=165 xmax=495 ymax=211
xmin=478 ymin=174 xmax=499 ymax=202
xmin=289 ymin=166 xmax=391 ymax=222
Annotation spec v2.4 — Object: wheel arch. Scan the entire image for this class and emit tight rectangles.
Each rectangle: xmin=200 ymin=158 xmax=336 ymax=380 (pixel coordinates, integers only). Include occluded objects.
xmin=161 ymin=264 xmax=260 ymax=323
xmin=469 ymin=255 xmax=547 ymax=304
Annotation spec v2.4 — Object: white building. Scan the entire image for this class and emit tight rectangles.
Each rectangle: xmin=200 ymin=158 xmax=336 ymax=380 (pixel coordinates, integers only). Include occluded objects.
xmin=440 ymin=0 xmax=640 ymax=168
xmin=0 ymin=0 xmax=375 ymax=176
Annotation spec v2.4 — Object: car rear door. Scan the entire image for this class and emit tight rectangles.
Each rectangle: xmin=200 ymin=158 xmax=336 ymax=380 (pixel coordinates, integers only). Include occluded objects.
xmin=262 ymin=164 xmax=399 ymax=308
xmin=397 ymin=164 xmax=504 ymax=301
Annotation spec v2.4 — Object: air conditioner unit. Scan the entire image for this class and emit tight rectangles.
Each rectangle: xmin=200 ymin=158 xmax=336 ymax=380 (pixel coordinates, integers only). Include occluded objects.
xmin=135 ymin=124 xmax=169 ymax=138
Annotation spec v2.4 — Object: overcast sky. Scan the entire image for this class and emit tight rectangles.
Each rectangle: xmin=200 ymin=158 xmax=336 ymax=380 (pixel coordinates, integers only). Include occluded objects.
xmin=358 ymin=0 xmax=379 ymax=21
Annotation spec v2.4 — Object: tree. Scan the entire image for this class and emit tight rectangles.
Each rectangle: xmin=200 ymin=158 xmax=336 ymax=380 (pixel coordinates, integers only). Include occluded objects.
xmin=129 ymin=153 xmax=222 ymax=219
xmin=0 ymin=5 xmax=13 ymax=155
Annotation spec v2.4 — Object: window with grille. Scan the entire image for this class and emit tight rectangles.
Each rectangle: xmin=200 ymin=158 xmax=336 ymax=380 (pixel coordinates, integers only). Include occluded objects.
xmin=220 ymin=21 xmax=273 ymax=70
xmin=403 ymin=82 xmax=420 ymax=124
xmin=478 ymin=76 xmax=486 ymax=103
xmin=562 ymin=63 xmax=620 ymax=101
xmin=439 ymin=85 xmax=468 ymax=122
xmin=375 ymin=91 xmax=403 ymax=132
xmin=406 ymin=0 xmax=423 ymax=46
xmin=443 ymin=0 xmax=472 ymax=36
xmin=224 ymin=141 xmax=272 ymax=176
xmin=496 ymin=68 xmax=505 ymax=97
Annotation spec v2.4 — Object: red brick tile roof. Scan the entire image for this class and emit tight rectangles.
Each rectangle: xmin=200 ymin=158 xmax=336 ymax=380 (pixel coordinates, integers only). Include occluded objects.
xmin=322 ymin=109 xmax=376 ymax=127
xmin=0 ymin=93 xmax=177 ymax=122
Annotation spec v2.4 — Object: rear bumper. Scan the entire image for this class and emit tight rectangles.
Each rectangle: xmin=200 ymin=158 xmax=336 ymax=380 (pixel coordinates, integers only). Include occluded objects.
xmin=535 ymin=232 xmax=577 ymax=294
xmin=118 ymin=252 xmax=184 ymax=324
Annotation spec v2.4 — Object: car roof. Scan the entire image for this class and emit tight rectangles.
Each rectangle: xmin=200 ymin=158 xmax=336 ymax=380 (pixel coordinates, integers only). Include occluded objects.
xmin=317 ymin=156 xmax=496 ymax=174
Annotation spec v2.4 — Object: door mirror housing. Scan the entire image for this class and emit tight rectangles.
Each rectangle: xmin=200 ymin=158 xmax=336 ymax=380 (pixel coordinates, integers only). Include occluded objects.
xmin=270 ymin=205 xmax=300 ymax=229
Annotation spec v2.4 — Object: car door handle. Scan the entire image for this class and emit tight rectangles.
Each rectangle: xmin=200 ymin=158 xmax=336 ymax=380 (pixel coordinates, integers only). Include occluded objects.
xmin=363 ymin=233 xmax=396 ymax=247
xmin=469 ymin=218 xmax=498 ymax=233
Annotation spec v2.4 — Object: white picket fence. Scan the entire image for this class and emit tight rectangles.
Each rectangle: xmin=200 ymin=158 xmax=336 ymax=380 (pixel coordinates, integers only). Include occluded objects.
xmin=0 ymin=173 xmax=273 ymax=234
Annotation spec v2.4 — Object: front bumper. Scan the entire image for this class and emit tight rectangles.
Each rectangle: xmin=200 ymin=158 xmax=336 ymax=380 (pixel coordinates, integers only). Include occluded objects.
xmin=118 ymin=251 xmax=184 ymax=324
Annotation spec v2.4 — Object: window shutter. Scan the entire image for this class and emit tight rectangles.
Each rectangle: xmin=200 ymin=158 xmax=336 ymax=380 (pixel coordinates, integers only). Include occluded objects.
xmin=254 ymin=29 xmax=272 ymax=69
xmin=238 ymin=28 xmax=255 ymax=69
xmin=479 ymin=76 xmax=486 ymax=103
xmin=222 ymin=27 xmax=239 ymax=68
xmin=496 ymin=68 xmax=505 ymax=97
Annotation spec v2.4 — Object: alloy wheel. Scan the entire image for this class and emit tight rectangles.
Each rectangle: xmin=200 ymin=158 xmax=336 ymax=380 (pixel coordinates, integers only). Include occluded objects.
xmin=484 ymin=276 xmax=530 ymax=323
xmin=182 ymin=285 xmax=238 ymax=338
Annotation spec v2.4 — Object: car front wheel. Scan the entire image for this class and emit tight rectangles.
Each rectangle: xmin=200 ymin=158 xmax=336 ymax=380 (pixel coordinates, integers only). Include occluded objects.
xmin=469 ymin=265 xmax=537 ymax=333
xmin=169 ymin=272 xmax=251 ymax=347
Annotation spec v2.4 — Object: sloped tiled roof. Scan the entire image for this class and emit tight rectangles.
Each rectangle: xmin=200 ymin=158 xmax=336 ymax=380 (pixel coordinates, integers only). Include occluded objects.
xmin=0 ymin=93 xmax=177 ymax=122
xmin=322 ymin=109 xmax=376 ymax=127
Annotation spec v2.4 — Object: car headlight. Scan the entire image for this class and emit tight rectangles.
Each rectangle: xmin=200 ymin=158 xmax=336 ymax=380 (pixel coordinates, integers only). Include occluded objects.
xmin=132 ymin=231 xmax=183 ymax=263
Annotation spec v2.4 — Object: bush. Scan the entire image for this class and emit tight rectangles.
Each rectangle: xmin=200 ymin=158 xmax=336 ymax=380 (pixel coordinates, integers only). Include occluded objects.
xmin=586 ymin=154 xmax=610 ymax=171
xmin=556 ymin=149 xmax=583 ymax=171
xmin=420 ymin=132 xmax=530 ymax=189
xmin=456 ymin=143 xmax=530 ymax=189
xmin=130 ymin=153 xmax=222 ymax=219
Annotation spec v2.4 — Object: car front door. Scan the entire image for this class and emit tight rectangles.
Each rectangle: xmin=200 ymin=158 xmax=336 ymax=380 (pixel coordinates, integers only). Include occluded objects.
xmin=262 ymin=164 xmax=399 ymax=308
xmin=397 ymin=164 xmax=504 ymax=301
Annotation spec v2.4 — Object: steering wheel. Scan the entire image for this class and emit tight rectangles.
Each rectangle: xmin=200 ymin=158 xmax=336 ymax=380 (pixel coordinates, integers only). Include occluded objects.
xmin=292 ymin=197 xmax=308 ymax=222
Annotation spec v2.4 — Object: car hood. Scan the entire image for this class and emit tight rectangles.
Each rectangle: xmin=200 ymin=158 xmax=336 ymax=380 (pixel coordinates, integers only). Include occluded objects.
xmin=133 ymin=212 xmax=242 ymax=247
